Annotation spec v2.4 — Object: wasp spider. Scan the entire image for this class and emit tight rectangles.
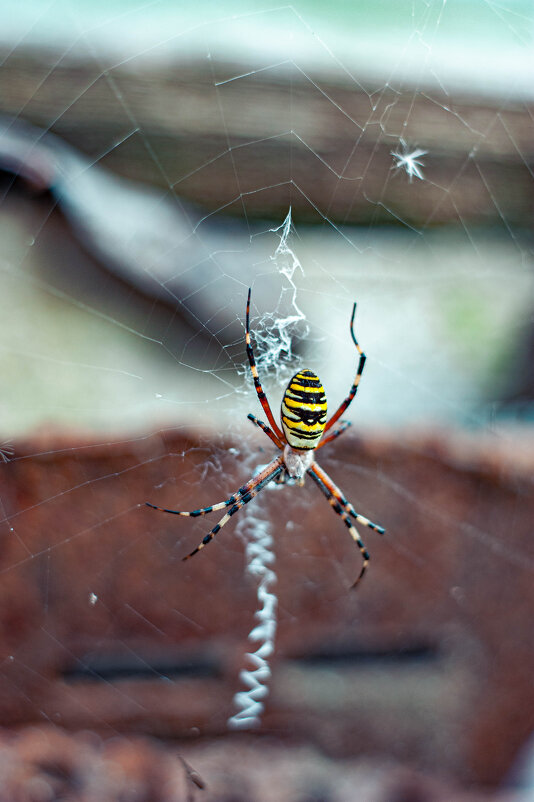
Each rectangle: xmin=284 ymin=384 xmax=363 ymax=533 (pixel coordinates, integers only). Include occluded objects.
xmin=147 ymin=289 xmax=385 ymax=586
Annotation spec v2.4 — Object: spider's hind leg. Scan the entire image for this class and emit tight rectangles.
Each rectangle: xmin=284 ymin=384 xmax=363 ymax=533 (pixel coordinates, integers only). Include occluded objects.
xmin=247 ymin=413 xmax=284 ymax=448
xmin=317 ymin=420 xmax=351 ymax=449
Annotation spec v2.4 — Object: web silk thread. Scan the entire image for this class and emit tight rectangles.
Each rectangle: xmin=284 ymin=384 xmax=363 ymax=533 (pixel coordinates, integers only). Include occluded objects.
xmin=227 ymin=498 xmax=278 ymax=730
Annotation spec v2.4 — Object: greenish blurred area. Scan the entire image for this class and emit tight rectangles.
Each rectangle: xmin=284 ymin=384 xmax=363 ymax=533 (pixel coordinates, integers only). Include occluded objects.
xmin=1 ymin=0 xmax=532 ymax=437
xmin=4 ymin=0 xmax=530 ymax=48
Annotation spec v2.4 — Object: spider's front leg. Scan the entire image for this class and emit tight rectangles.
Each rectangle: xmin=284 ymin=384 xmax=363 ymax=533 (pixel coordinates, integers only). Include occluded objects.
xmin=311 ymin=462 xmax=385 ymax=535
xmin=181 ymin=455 xmax=284 ymax=561
xmin=308 ymin=461 xmax=385 ymax=587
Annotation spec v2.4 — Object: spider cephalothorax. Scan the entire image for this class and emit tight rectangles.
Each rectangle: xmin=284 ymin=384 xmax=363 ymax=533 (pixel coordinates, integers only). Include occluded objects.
xmin=147 ymin=289 xmax=385 ymax=587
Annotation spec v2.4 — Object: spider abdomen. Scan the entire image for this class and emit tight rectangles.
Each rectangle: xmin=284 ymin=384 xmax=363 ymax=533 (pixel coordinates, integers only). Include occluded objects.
xmin=281 ymin=369 xmax=327 ymax=450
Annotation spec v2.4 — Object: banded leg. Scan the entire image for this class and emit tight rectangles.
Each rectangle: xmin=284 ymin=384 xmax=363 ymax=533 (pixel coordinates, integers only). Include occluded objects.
xmin=146 ymin=485 xmax=250 ymax=518
xmin=307 ymin=467 xmax=370 ymax=587
xmin=323 ymin=302 xmax=366 ymax=434
xmin=245 ymin=288 xmax=285 ymax=442
xmin=311 ymin=461 xmax=385 ymax=534
xmin=147 ymin=497 xmax=237 ymax=518
xmin=317 ymin=420 xmax=352 ymax=449
xmin=182 ymin=455 xmax=284 ymax=560
xmin=146 ymin=454 xmax=284 ymax=519
xmin=247 ymin=413 xmax=284 ymax=449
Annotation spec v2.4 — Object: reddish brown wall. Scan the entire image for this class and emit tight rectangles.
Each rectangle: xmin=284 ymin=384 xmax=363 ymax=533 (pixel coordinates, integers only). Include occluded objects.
xmin=0 ymin=428 xmax=533 ymax=785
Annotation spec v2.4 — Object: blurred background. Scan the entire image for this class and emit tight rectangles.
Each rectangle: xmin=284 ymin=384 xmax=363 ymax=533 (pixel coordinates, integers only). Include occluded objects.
xmin=0 ymin=1 xmax=533 ymax=800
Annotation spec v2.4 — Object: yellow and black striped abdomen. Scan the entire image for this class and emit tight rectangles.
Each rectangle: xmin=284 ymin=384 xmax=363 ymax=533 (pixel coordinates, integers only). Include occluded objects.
xmin=281 ymin=370 xmax=327 ymax=450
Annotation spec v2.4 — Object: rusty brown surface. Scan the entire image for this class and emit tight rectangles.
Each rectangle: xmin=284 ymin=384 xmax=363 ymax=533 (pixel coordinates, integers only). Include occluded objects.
xmin=0 ymin=725 xmax=201 ymax=802
xmin=0 ymin=427 xmax=533 ymax=787
xmin=0 ymin=725 xmax=526 ymax=802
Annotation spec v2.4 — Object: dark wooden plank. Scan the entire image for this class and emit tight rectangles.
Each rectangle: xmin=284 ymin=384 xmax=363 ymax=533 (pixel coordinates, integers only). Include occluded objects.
xmin=1 ymin=48 xmax=532 ymax=226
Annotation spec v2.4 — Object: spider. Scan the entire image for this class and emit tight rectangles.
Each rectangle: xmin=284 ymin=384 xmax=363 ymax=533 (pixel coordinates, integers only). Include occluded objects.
xmin=147 ymin=289 xmax=385 ymax=587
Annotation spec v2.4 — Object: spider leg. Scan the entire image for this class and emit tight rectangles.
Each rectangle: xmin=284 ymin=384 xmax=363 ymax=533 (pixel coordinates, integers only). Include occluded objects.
xmin=323 ymin=302 xmax=366 ymax=434
xmin=147 ymin=498 xmax=239 ymax=517
xmin=146 ymin=452 xmax=284 ymax=518
xmin=317 ymin=420 xmax=351 ymax=449
xmin=310 ymin=462 xmax=385 ymax=534
xmin=307 ymin=466 xmax=370 ymax=588
xmin=246 ymin=288 xmax=285 ymax=442
xmin=182 ymin=455 xmax=284 ymax=561
xmin=247 ymin=413 xmax=284 ymax=449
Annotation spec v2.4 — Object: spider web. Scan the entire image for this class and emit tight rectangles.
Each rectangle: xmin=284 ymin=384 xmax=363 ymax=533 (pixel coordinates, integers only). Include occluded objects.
xmin=0 ymin=0 xmax=533 ymax=796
